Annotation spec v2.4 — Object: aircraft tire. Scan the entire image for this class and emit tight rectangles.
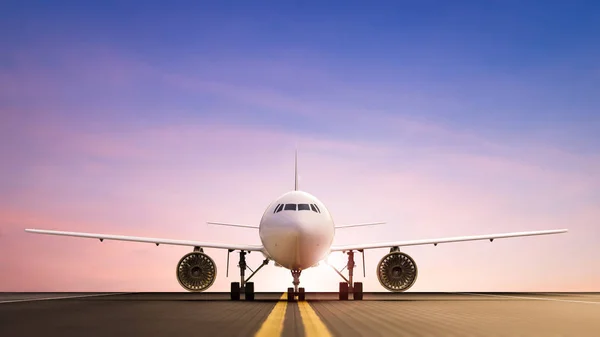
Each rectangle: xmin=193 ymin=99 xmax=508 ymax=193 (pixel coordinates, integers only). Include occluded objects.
xmin=245 ymin=282 xmax=255 ymax=301
xmin=339 ymin=282 xmax=349 ymax=301
xmin=231 ymin=282 xmax=240 ymax=301
xmin=353 ymin=282 xmax=363 ymax=300
xmin=298 ymin=287 xmax=306 ymax=301
xmin=287 ymin=287 xmax=295 ymax=302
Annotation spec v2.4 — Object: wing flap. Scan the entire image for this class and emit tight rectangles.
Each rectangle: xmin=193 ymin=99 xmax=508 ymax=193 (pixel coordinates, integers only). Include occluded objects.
xmin=25 ymin=229 xmax=264 ymax=251
xmin=330 ymin=229 xmax=568 ymax=252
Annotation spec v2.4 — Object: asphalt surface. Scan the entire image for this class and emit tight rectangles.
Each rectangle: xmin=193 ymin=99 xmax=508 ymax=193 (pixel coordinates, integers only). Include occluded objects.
xmin=1 ymin=292 xmax=599 ymax=337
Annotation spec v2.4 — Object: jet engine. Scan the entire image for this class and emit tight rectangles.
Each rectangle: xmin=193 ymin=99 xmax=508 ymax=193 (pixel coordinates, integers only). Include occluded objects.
xmin=376 ymin=252 xmax=418 ymax=291
xmin=176 ymin=252 xmax=217 ymax=291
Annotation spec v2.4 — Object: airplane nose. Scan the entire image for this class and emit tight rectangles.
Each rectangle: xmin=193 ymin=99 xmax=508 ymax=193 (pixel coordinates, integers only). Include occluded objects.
xmin=288 ymin=220 xmax=330 ymax=267
xmin=260 ymin=216 xmax=333 ymax=270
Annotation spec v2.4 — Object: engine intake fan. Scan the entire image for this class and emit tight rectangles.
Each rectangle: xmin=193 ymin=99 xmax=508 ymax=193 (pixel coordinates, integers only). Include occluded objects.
xmin=376 ymin=252 xmax=418 ymax=292
xmin=176 ymin=252 xmax=217 ymax=292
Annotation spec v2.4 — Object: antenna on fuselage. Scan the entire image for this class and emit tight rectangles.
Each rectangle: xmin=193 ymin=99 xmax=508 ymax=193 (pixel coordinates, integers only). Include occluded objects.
xmin=294 ymin=149 xmax=298 ymax=191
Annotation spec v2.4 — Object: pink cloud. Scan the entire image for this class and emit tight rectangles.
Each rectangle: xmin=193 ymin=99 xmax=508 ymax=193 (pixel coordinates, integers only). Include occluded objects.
xmin=1 ymin=120 xmax=599 ymax=292
xmin=1 ymin=45 xmax=598 ymax=292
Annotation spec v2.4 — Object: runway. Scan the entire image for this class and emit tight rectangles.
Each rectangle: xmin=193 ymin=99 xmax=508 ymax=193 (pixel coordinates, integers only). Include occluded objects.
xmin=1 ymin=292 xmax=599 ymax=336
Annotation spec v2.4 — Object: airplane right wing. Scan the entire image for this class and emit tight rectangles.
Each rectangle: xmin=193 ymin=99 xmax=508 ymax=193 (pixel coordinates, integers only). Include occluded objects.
xmin=330 ymin=229 xmax=568 ymax=252
xmin=207 ymin=222 xmax=259 ymax=229
xmin=25 ymin=229 xmax=264 ymax=251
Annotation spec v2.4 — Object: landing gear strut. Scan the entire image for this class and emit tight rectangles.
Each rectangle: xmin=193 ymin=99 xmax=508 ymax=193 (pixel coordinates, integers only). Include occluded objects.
xmin=292 ymin=269 xmax=301 ymax=292
xmin=326 ymin=250 xmax=364 ymax=300
xmin=287 ymin=269 xmax=305 ymax=301
xmin=229 ymin=250 xmax=269 ymax=301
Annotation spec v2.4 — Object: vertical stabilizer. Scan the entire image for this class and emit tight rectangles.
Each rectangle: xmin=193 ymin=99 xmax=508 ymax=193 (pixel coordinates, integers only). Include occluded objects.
xmin=294 ymin=149 xmax=298 ymax=191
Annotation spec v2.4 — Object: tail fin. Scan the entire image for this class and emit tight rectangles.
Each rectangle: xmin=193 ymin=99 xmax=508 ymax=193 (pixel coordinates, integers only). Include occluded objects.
xmin=294 ymin=149 xmax=298 ymax=191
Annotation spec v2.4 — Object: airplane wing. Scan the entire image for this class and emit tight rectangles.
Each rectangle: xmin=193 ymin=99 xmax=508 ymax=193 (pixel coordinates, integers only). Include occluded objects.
xmin=25 ymin=229 xmax=264 ymax=251
xmin=207 ymin=222 xmax=259 ymax=229
xmin=330 ymin=229 xmax=568 ymax=252
xmin=335 ymin=222 xmax=386 ymax=229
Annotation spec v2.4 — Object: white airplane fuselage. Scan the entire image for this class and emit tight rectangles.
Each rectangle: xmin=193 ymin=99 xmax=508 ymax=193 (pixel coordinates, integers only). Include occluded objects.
xmin=259 ymin=191 xmax=335 ymax=269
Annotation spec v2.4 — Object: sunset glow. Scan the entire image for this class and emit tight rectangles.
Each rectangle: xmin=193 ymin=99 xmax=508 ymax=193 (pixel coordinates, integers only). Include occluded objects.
xmin=1 ymin=1 xmax=599 ymax=292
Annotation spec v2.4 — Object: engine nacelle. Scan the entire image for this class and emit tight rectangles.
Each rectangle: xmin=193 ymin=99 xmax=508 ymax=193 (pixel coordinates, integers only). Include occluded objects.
xmin=176 ymin=252 xmax=217 ymax=292
xmin=376 ymin=252 xmax=418 ymax=292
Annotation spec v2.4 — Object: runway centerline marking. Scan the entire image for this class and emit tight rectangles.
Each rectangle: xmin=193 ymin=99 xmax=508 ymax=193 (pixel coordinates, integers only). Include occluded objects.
xmin=255 ymin=293 xmax=288 ymax=337
xmin=298 ymin=298 xmax=333 ymax=337
xmin=0 ymin=292 xmax=132 ymax=304
xmin=461 ymin=292 xmax=600 ymax=305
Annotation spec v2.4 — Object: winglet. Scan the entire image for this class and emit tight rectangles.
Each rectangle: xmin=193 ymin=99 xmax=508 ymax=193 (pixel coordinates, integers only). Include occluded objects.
xmin=294 ymin=149 xmax=298 ymax=191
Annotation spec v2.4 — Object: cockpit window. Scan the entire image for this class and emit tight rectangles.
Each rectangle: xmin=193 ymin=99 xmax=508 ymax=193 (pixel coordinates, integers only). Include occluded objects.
xmin=284 ymin=204 xmax=297 ymax=211
xmin=298 ymin=204 xmax=310 ymax=211
xmin=313 ymin=204 xmax=321 ymax=213
xmin=276 ymin=203 xmax=320 ymax=212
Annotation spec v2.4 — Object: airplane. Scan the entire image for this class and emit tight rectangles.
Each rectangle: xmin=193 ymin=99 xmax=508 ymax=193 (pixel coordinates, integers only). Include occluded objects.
xmin=25 ymin=151 xmax=568 ymax=301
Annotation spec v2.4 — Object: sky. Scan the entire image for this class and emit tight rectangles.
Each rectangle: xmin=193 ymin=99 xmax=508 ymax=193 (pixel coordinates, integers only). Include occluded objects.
xmin=1 ymin=1 xmax=599 ymax=292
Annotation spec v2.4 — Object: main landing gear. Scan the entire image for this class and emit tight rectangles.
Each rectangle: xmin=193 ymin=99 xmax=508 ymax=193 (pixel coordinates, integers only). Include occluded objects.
xmin=229 ymin=250 xmax=269 ymax=301
xmin=326 ymin=250 xmax=365 ymax=300
xmin=287 ymin=269 xmax=306 ymax=301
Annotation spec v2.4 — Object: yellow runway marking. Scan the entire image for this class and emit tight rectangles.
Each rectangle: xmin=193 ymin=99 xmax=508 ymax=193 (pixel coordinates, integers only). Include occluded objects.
xmin=255 ymin=293 xmax=288 ymax=337
xmin=298 ymin=299 xmax=333 ymax=337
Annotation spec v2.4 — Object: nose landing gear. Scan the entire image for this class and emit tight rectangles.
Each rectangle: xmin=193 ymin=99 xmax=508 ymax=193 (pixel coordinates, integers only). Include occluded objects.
xmin=287 ymin=269 xmax=306 ymax=301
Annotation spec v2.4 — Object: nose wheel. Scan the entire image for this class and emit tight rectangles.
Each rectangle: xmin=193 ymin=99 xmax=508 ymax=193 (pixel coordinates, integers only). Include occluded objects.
xmin=287 ymin=270 xmax=306 ymax=301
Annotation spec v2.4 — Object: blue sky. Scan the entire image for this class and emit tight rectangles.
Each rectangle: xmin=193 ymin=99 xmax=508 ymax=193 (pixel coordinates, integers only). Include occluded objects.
xmin=2 ymin=1 xmax=598 ymax=152
xmin=1 ymin=1 xmax=599 ymax=291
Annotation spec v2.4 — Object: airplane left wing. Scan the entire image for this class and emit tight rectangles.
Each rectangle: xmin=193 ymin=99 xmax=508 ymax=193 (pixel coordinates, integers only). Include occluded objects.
xmin=335 ymin=222 xmax=386 ymax=229
xmin=25 ymin=229 xmax=264 ymax=251
xmin=330 ymin=229 xmax=567 ymax=252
